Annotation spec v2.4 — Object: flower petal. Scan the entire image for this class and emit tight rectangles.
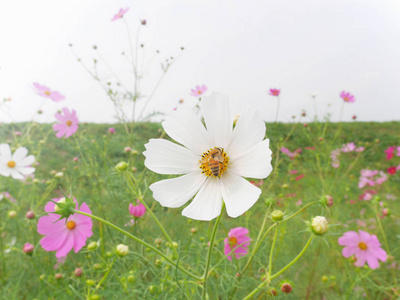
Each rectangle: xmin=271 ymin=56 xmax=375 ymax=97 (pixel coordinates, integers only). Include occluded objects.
xmin=182 ymin=177 xmax=222 ymax=221
xmin=220 ymin=172 xmax=261 ymax=218
xmin=16 ymin=155 xmax=35 ymax=167
xmin=144 ymin=139 xmax=200 ymax=175
xmin=227 ymin=106 xmax=266 ymax=157
xmin=162 ymin=109 xmax=212 ymax=154
xmin=12 ymin=147 xmax=28 ymax=161
xmin=0 ymin=144 xmax=12 ymax=161
xmin=150 ymin=172 xmax=206 ymax=208
xmin=200 ymin=92 xmax=233 ymax=148
xmin=229 ymin=139 xmax=272 ymax=179
xmin=16 ymin=167 xmax=35 ymax=175
xmin=56 ymin=231 xmax=74 ymax=257
xmin=10 ymin=168 xmax=24 ymax=180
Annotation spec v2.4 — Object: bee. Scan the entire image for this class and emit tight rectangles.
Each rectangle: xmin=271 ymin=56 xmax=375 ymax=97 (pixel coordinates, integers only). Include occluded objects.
xmin=201 ymin=147 xmax=224 ymax=177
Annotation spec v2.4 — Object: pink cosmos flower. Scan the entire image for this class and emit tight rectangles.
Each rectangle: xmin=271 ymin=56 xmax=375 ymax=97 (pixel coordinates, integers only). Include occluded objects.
xmin=190 ymin=85 xmax=207 ymax=97
xmin=340 ymin=91 xmax=355 ymax=103
xmin=384 ymin=146 xmax=396 ymax=160
xmin=37 ymin=198 xmax=93 ymax=258
xmin=375 ymin=171 xmax=388 ymax=185
xmin=295 ymin=199 xmax=302 ymax=206
xmin=387 ymin=166 xmax=396 ymax=175
xmin=111 ymin=8 xmax=129 ymax=21
xmin=338 ymin=230 xmax=387 ymax=269
xmin=129 ymin=200 xmax=146 ymax=218
xmin=269 ymin=89 xmax=280 ymax=96
xmin=224 ymin=227 xmax=251 ymax=261
xmin=341 ymin=142 xmax=356 ymax=153
xmin=53 ymin=108 xmax=79 ymax=138
xmin=397 ymin=146 xmax=400 ymax=156
xmin=295 ymin=174 xmax=305 ymax=181
xmin=33 ymin=83 xmax=65 ymax=102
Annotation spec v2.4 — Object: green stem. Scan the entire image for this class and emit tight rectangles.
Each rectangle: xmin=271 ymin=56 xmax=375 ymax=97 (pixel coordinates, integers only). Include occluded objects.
xmin=96 ymin=257 xmax=116 ymax=289
xmin=73 ymin=209 xmax=201 ymax=281
xmin=268 ymin=224 xmax=279 ymax=279
xmin=125 ymin=172 xmax=179 ymax=258
xmin=243 ymin=235 xmax=314 ymax=300
xmin=201 ymin=204 xmax=224 ymax=299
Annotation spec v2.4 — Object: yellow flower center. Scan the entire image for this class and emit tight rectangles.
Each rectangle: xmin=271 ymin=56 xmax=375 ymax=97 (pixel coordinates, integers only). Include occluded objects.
xmin=344 ymin=97 xmax=349 ymax=101
xmin=45 ymin=90 xmax=51 ymax=96
xmin=358 ymin=242 xmax=367 ymax=250
xmin=229 ymin=237 xmax=237 ymax=246
xmin=7 ymin=161 xmax=16 ymax=168
xmin=198 ymin=90 xmax=202 ymax=94
xmin=66 ymin=120 xmax=72 ymax=126
xmin=199 ymin=147 xmax=229 ymax=178
xmin=66 ymin=220 xmax=76 ymax=230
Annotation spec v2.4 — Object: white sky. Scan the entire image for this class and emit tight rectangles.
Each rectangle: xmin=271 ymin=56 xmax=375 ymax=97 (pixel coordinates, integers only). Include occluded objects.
xmin=1 ymin=0 xmax=400 ymax=124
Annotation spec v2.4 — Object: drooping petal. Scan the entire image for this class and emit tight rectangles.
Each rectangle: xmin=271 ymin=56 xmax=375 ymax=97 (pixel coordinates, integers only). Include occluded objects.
xmin=10 ymin=168 xmax=24 ymax=180
xmin=338 ymin=231 xmax=359 ymax=246
xmin=150 ymin=172 xmax=206 ymax=208
xmin=354 ymin=250 xmax=367 ymax=267
xmin=144 ymin=139 xmax=200 ymax=175
xmin=342 ymin=245 xmax=358 ymax=258
xmin=55 ymin=231 xmax=74 ymax=257
xmin=228 ymin=139 xmax=272 ymax=179
xmin=55 ymin=126 xmax=68 ymax=138
xmin=366 ymin=254 xmax=380 ymax=269
xmin=16 ymin=167 xmax=35 ymax=175
xmin=182 ymin=178 xmax=222 ymax=221
xmin=0 ymin=165 xmax=11 ymax=177
xmin=40 ymin=230 xmax=69 ymax=251
xmin=220 ymin=172 xmax=261 ymax=218
xmin=72 ymin=229 xmax=88 ymax=253
xmin=200 ymin=92 xmax=233 ymax=148
xmin=37 ymin=216 xmax=66 ymax=235
xmin=227 ymin=106 xmax=266 ymax=157
xmin=162 ymin=109 xmax=212 ymax=155
xmin=50 ymin=91 xmax=65 ymax=102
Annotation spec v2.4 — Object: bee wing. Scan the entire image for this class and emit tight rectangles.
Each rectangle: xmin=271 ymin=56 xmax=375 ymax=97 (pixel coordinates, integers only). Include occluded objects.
xmin=213 ymin=152 xmax=223 ymax=162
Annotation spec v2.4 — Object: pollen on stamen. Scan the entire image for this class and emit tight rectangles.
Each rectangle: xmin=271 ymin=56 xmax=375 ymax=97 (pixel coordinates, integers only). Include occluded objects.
xmin=66 ymin=120 xmax=72 ymax=126
xmin=66 ymin=220 xmax=76 ymax=230
xmin=7 ymin=161 xmax=16 ymax=168
xmin=199 ymin=147 xmax=229 ymax=178
xmin=45 ymin=91 xmax=51 ymax=96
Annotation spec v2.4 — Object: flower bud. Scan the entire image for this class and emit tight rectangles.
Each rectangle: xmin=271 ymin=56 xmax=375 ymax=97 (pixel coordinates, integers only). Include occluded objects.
xmin=116 ymin=244 xmax=129 ymax=257
xmin=33 ymin=178 xmax=40 ymax=184
xmin=26 ymin=211 xmax=35 ymax=219
xmin=115 ymin=162 xmax=128 ymax=171
xmin=74 ymin=268 xmax=83 ymax=277
xmin=8 ymin=210 xmax=17 ymax=218
xmin=382 ymin=208 xmax=391 ymax=217
xmin=54 ymin=198 xmax=66 ymax=212
xmin=87 ymin=241 xmax=98 ymax=251
xmin=281 ymin=282 xmax=292 ymax=293
xmin=321 ymin=275 xmax=328 ymax=282
xmin=271 ymin=210 xmax=284 ymax=222
xmin=93 ymin=263 xmax=102 ymax=270
xmin=73 ymin=157 xmax=79 ymax=162
xmin=55 ymin=172 xmax=64 ymax=178
xmin=23 ymin=243 xmax=34 ymax=255
xmin=320 ymin=195 xmax=333 ymax=207
xmin=127 ymin=275 xmax=135 ymax=284
xmin=124 ymin=147 xmax=132 ymax=153
xmin=311 ymin=216 xmax=328 ymax=235
xmin=86 ymin=279 xmax=95 ymax=286
xmin=108 ymin=127 xmax=115 ymax=134
xmin=55 ymin=273 xmax=63 ymax=280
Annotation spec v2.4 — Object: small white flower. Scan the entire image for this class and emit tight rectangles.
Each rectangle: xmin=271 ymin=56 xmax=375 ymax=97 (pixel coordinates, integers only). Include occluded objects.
xmin=311 ymin=216 xmax=328 ymax=235
xmin=0 ymin=144 xmax=35 ymax=180
xmin=143 ymin=92 xmax=273 ymax=221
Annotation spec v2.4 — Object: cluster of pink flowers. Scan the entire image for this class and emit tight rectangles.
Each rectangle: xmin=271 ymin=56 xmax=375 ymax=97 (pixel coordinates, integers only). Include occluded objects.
xmin=358 ymin=169 xmax=387 ymax=189
xmin=281 ymin=147 xmax=302 ymax=159
xmin=330 ymin=143 xmax=364 ymax=168
xmin=338 ymin=230 xmax=387 ymax=269
xmin=384 ymin=146 xmax=400 ymax=160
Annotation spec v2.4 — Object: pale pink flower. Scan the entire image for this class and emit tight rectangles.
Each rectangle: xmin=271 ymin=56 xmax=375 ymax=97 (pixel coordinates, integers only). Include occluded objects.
xmin=269 ymin=88 xmax=280 ymax=96
xmin=53 ymin=108 xmax=79 ymax=138
xmin=33 ymin=82 xmax=65 ymax=102
xmin=341 ymin=142 xmax=356 ymax=153
xmin=224 ymin=227 xmax=251 ymax=261
xmin=37 ymin=198 xmax=93 ymax=258
xmin=295 ymin=199 xmax=302 ymax=206
xmin=0 ymin=192 xmax=16 ymax=203
xmin=397 ymin=146 xmax=400 ymax=156
xmin=355 ymin=147 xmax=364 ymax=152
xmin=111 ymin=8 xmax=129 ymax=21
xmin=338 ymin=230 xmax=387 ymax=269
xmin=129 ymin=200 xmax=146 ymax=218
xmin=375 ymin=171 xmax=387 ymax=185
xmin=190 ymin=85 xmax=207 ymax=97
xmin=340 ymin=91 xmax=355 ymax=103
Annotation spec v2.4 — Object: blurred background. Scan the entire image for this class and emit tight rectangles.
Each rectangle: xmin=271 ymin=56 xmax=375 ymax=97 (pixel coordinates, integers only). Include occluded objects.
xmin=1 ymin=0 xmax=399 ymax=123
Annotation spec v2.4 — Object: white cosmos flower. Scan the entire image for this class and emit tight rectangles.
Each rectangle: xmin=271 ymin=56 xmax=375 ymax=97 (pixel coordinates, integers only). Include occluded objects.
xmin=0 ymin=144 xmax=35 ymax=180
xmin=143 ymin=92 xmax=273 ymax=221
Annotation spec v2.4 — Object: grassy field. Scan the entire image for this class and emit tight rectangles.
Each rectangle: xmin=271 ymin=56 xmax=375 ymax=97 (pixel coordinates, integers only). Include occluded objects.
xmin=0 ymin=120 xmax=399 ymax=299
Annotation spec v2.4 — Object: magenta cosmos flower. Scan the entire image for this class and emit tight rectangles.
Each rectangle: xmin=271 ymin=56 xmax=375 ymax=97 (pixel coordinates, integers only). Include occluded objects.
xmin=33 ymin=82 xmax=65 ymax=102
xmin=269 ymin=88 xmax=280 ymax=96
xmin=111 ymin=8 xmax=129 ymax=21
xmin=224 ymin=227 xmax=251 ymax=261
xmin=129 ymin=200 xmax=146 ymax=218
xmin=340 ymin=91 xmax=355 ymax=103
xmin=338 ymin=230 xmax=387 ymax=269
xmin=53 ymin=108 xmax=79 ymax=138
xmin=190 ymin=85 xmax=208 ymax=97
xmin=37 ymin=198 xmax=93 ymax=258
